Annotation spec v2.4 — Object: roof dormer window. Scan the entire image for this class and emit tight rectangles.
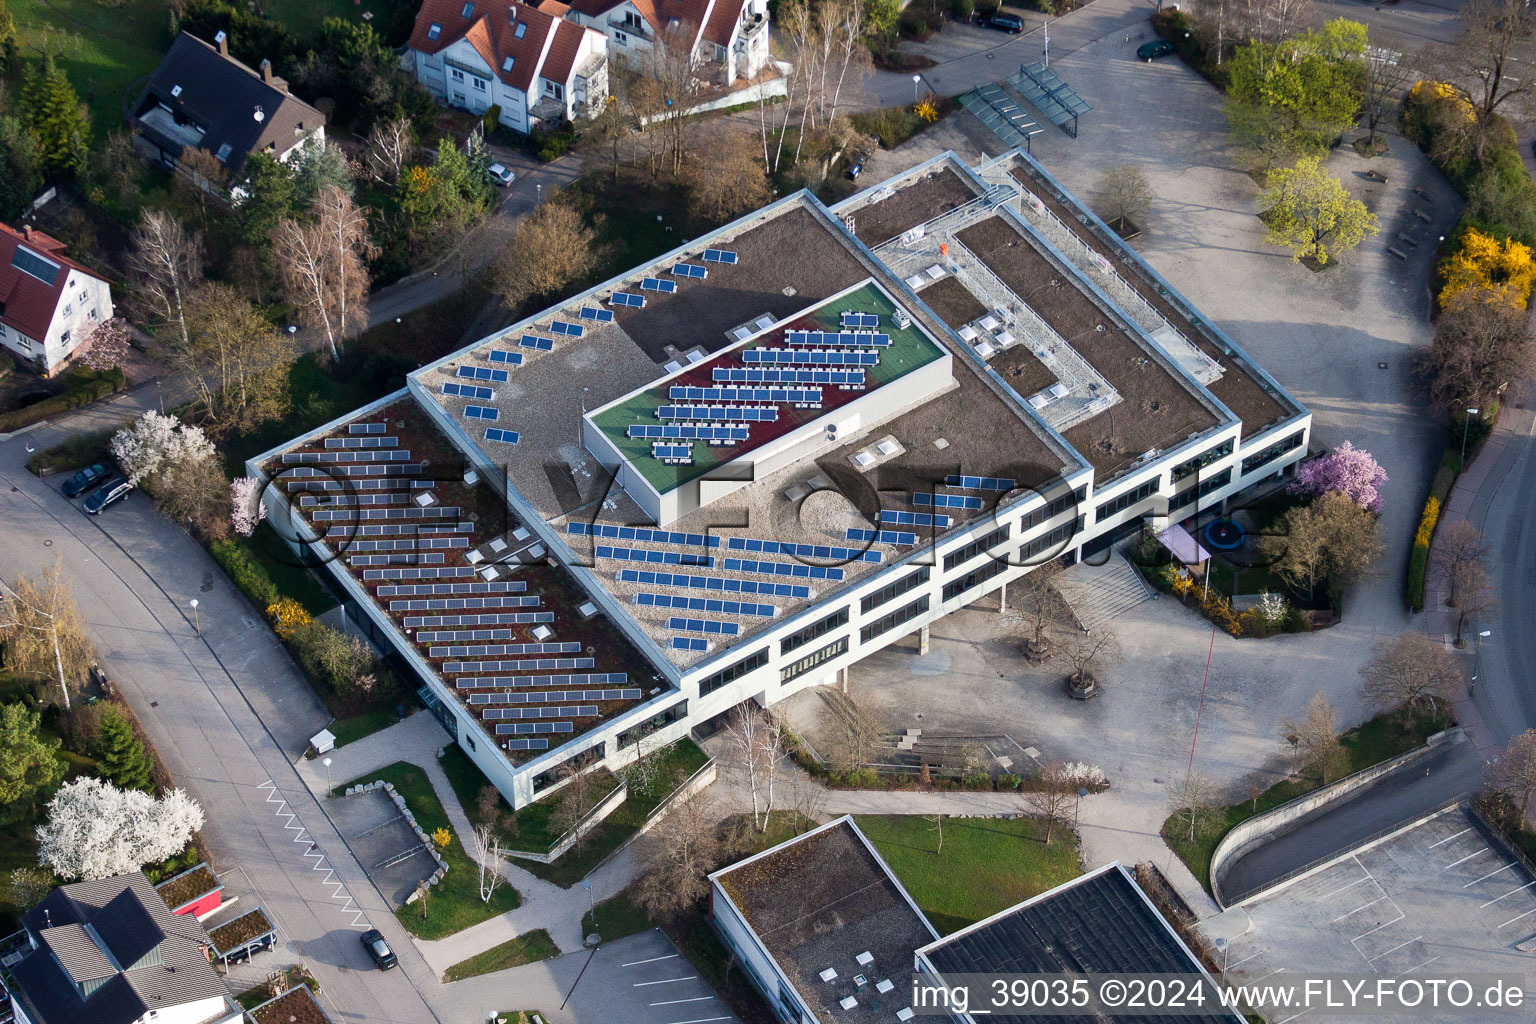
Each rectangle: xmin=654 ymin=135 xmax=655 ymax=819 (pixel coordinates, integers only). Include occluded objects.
xmin=502 ymin=56 xmax=516 ymax=71
xmin=462 ymin=2 xmax=475 ymax=16
xmin=428 ymin=22 xmax=442 ymax=39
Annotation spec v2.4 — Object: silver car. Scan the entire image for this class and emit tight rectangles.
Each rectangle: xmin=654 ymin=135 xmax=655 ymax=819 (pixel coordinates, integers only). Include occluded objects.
xmin=489 ymin=163 xmax=516 ymax=187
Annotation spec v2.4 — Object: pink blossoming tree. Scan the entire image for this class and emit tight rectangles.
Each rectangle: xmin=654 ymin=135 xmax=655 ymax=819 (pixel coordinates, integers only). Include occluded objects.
xmin=1290 ymin=441 xmax=1387 ymax=514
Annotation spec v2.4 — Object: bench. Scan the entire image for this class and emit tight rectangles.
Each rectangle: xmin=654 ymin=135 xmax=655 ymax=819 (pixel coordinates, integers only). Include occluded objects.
xmin=1366 ymin=169 xmax=1388 ymax=183
xmin=1387 ymin=246 xmax=1408 ymax=261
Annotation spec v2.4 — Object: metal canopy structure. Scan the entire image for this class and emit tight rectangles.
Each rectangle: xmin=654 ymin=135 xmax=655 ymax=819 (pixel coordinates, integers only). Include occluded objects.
xmin=958 ymin=84 xmax=1044 ymax=152
xmin=1010 ymin=62 xmax=1092 ymax=137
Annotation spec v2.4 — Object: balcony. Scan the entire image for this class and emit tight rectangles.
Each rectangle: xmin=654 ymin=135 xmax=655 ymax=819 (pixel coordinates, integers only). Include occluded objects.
xmin=738 ymin=12 xmax=766 ymax=38
xmin=607 ymin=15 xmax=652 ymax=40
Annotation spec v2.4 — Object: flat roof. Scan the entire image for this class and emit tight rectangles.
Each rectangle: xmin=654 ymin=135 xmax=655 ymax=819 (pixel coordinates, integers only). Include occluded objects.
xmin=916 ymin=864 xmax=1242 ymax=1024
xmin=586 ymin=279 xmax=948 ymax=497
xmin=713 ymin=818 xmax=938 ymax=1024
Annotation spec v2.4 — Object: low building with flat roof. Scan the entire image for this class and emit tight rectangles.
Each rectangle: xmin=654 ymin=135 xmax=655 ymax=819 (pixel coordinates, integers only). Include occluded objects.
xmin=251 ymin=148 xmax=1309 ymax=809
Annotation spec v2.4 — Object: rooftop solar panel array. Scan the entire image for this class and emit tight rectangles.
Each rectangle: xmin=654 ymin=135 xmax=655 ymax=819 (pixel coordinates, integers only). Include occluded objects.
xmin=282 ymin=450 xmax=414 ymax=464
xmin=618 ymin=569 xmax=811 ymax=599
xmin=504 ymin=738 xmax=549 ymax=751
xmin=443 ymin=657 xmax=594 ymax=673
xmin=495 ymin=722 xmax=575 ymax=736
xmin=549 ymin=320 xmax=583 ymax=337
xmin=880 ymin=510 xmax=953 ymax=528
xmin=567 ymin=523 xmax=722 ymax=547
xmin=672 ymin=637 xmax=708 ymax=652
xmin=485 ymin=428 xmax=520 ymax=445
xmin=656 ymin=404 xmax=778 ymax=422
xmin=488 ymin=349 xmax=525 ymax=365
xmin=325 ymin=436 xmax=398 ymax=449
xmin=465 ymin=686 xmax=638 ymax=705
xmin=652 ymin=443 xmax=693 ymax=463
xmin=741 ymin=349 xmax=880 ymax=366
xmin=484 ymin=705 xmax=600 ymax=721
xmin=723 ymin=557 xmax=845 ymax=581
xmin=401 ymin=612 xmax=555 ymax=627
xmin=666 ymin=617 xmax=741 ymax=635
xmin=917 ymin=493 xmax=985 ymax=510
xmin=351 ymin=538 xmax=469 ymax=553
xmin=626 ymin=424 xmax=749 ymax=442
xmin=376 ymin=582 xmax=528 ymax=596
xmin=702 ymin=248 xmax=738 ymax=264
xmin=846 ymin=528 xmax=920 ymax=545
xmin=389 ymin=596 xmax=542 ymax=611
xmin=945 ymin=475 xmax=1018 ymax=491
xmin=578 ymin=306 xmax=614 ymax=322
xmin=713 ymin=367 xmax=866 ymax=387
xmin=350 ymin=423 xmax=387 ymax=435
xmin=841 ymin=312 xmax=879 ymax=328
xmin=363 ymin=567 xmax=477 ymax=580
xmin=672 ymin=262 xmax=707 ymax=279
xmin=668 ymin=386 xmax=822 ymax=405
xmin=610 ymin=292 xmax=645 ymax=308
xmin=443 ymin=382 xmax=494 ymax=400
xmin=458 ymin=365 xmax=509 ymax=383
xmin=299 ymin=493 xmax=407 ymax=507
xmin=783 ymin=330 xmax=892 ymax=348
xmin=520 ymin=334 xmax=554 ymax=351
xmin=350 ymin=553 xmax=444 ymax=567
xmin=464 ymin=405 xmax=498 ymax=421
xmin=726 ymin=537 xmax=882 ymax=563
xmin=640 ymin=277 xmax=677 ymax=293
xmin=636 ymin=593 xmax=776 ymax=616
xmin=595 ymin=545 xmax=714 ymax=567
xmin=461 ymin=674 xmax=629 ymax=691
xmin=434 ymin=647 xmax=591 ymax=662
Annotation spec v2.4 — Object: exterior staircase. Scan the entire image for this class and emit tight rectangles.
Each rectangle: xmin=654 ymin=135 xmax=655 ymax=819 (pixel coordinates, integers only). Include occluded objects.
xmin=1054 ymin=552 xmax=1154 ymax=630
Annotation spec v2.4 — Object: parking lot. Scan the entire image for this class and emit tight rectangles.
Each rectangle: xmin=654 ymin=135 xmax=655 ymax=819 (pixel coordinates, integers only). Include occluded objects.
xmin=329 ymin=788 xmax=436 ymax=907
xmin=1221 ymin=806 xmax=1536 ymax=1019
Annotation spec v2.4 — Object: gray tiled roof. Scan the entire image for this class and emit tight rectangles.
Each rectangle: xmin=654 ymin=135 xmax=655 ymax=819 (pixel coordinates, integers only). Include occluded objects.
xmin=36 ymin=924 xmax=115 ymax=983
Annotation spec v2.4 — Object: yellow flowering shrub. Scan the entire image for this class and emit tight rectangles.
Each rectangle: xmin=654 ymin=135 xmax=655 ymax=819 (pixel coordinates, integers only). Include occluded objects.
xmin=1414 ymin=496 xmax=1440 ymax=548
xmin=913 ymin=97 xmax=939 ymax=123
xmin=266 ymin=598 xmax=312 ymax=640
xmin=1439 ymin=227 xmax=1536 ymax=309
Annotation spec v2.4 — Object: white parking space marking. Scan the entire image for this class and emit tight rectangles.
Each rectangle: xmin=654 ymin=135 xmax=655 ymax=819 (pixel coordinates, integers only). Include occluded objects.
xmin=1369 ymin=936 xmax=1422 ymax=962
xmin=651 ymin=996 xmax=716 ymax=1006
xmin=1442 ymin=847 xmax=1489 ymax=870
xmin=1317 ymin=876 xmax=1371 ymax=901
xmin=1465 ymin=863 xmax=1517 ymax=887
xmin=663 ymin=1016 xmax=732 ymax=1024
xmin=635 ymin=976 xmax=700 ymax=987
xmin=1497 ymin=907 xmax=1536 ymax=930
xmin=1482 ymin=879 xmax=1536 ymax=907
xmin=1397 ymin=955 xmax=1441 ymax=976
xmin=1428 ymin=828 xmax=1472 ymax=848
xmin=1332 ymin=894 xmax=1387 ymax=922
xmin=623 ymin=953 xmax=680 ymax=967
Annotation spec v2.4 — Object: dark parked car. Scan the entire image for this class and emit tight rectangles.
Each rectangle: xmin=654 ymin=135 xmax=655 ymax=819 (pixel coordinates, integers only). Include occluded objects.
xmin=82 ymin=476 xmax=132 ymax=515
xmin=1137 ymin=39 xmax=1175 ymax=61
xmin=62 ymin=463 xmax=111 ymax=498
xmin=982 ymin=12 xmax=1024 ymax=31
xmin=360 ymin=929 xmax=397 ymax=970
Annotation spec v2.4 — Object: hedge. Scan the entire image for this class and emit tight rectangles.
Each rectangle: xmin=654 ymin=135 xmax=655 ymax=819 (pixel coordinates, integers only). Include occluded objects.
xmin=209 ymin=538 xmax=282 ymax=611
xmin=0 ymin=368 xmax=127 ymax=433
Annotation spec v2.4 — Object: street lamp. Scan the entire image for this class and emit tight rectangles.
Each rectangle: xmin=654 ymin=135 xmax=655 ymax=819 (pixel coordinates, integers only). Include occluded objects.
xmin=1074 ymin=786 xmax=1089 ymax=828
xmin=189 ymin=598 xmax=199 ymax=636
xmin=536 ymin=183 xmax=543 ymax=206
xmin=1471 ymin=629 xmax=1492 ymax=697
xmin=1461 ymin=407 xmax=1480 ymax=466
xmin=912 ymin=74 xmax=922 ymax=102
xmin=322 ymin=756 xmax=333 ymax=792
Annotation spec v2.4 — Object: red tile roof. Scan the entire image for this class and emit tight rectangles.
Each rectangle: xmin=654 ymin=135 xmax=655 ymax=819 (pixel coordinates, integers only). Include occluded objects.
xmin=409 ymin=0 xmax=600 ymax=92
xmin=0 ymin=223 xmax=105 ymax=344
xmin=566 ymin=0 xmax=738 ymax=51
xmin=701 ymin=0 xmax=745 ymax=48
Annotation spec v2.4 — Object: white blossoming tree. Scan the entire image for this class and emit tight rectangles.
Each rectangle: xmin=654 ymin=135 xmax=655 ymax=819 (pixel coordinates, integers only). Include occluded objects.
xmin=111 ymin=411 xmax=216 ymax=487
xmin=230 ymin=476 xmax=266 ymax=536
xmin=36 ymin=778 xmax=204 ymax=881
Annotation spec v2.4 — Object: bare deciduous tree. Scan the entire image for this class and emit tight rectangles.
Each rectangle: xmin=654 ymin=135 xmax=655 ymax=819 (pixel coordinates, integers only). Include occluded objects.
xmin=1418 ymin=287 xmax=1535 ymax=410
xmin=175 ymin=146 xmax=227 ymax=228
xmin=927 ymin=812 xmax=944 ymax=853
xmin=272 ymin=186 xmax=377 ymax=360
xmin=724 ymin=703 xmax=777 ymax=831
xmin=1026 ymin=761 xmax=1076 ymax=846
xmin=0 ymin=562 xmax=93 ymax=711
xmin=1279 ymin=693 xmax=1347 ymax=784
xmin=1168 ymin=769 xmax=1220 ymax=843
xmin=171 ymin=283 xmax=295 ymax=432
xmin=1018 ymin=559 xmax=1069 ymax=660
xmin=1265 ymin=492 xmax=1383 ymax=594
xmin=494 ymin=202 xmax=603 ymax=313
xmin=1487 ymin=729 xmax=1536 ymax=823
xmin=471 ymin=822 xmax=506 ymax=903
xmin=641 ymin=22 xmax=707 ymax=178
xmin=632 ymin=793 xmax=721 ymax=919
xmin=1439 ymin=521 xmax=1496 ymax=645
xmin=1360 ymin=47 xmax=1415 ymax=149
xmin=1360 ymin=632 xmax=1461 ymax=714
xmin=363 ymin=117 xmax=415 ymax=185
xmin=685 ymin=131 xmax=771 ymax=221
xmin=830 ymin=686 xmax=887 ymax=776
xmin=1061 ymin=627 xmax=1121 ymax=686
xmin=1431 ymin=0 xmax=1536 ymax=131
xmin=126 ymin=209 xmax=203 ymax=350
xmin=478 ymin=783 xmax=518 ymax=840
xmin=550 ymin=761 xmax=602 ymax=856
xmin=1095 ymin=165 xmax=1153 ymax=234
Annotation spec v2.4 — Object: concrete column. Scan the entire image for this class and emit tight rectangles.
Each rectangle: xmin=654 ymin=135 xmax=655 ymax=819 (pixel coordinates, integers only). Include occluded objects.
xmin=998 ymin=580 xmax=1008 ymax=614
xmin=918 ymin=624 xmax=930 ymax=656
xmin=839 ymin=666 xmax=848 ymax=694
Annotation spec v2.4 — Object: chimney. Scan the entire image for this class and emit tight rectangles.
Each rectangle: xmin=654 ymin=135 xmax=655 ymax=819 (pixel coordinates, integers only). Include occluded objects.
xmin=21 ymin=225 xmax=33 ymax=241
xmin=214 ymin=30 xmax=228 ymax=57
xmin=260 ymin=58 xmax=274 ymax=84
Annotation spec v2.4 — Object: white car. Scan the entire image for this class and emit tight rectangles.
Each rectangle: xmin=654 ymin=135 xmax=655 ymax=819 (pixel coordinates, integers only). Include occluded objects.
xmin=489 ymin=163 xmax=515 ymax=187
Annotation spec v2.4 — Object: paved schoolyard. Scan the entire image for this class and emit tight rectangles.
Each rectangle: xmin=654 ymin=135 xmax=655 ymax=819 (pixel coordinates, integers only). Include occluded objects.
xmin=1220 ymin=806 xmax=1536 ymax=1020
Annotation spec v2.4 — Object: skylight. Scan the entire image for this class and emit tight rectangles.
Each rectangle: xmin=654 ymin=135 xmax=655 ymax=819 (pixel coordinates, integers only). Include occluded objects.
xmin=515 ymin=21 xmax=527 ymax=37
xmin=503 ymin=56 xmax=515 ymax=71
xmin=428 ymin=22 xmax=442 ymax=39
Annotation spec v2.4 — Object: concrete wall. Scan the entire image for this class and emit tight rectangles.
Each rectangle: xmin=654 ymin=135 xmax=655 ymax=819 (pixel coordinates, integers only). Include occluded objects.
xmin=709 ymin=881 xmax=814 ymax=1024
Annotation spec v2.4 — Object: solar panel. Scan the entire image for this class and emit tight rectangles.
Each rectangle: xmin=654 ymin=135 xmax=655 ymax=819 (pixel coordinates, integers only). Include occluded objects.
xmin=483 ymin=705 xmax=601 ymax=722
xmin=880 ymin=510 xmax=953 ymax=528
xmin=672 ymin=637 xmax=708 ymax=652
xmin=721 ymin=555 xmax=848 ymax=580
xmin=672 ymin=262 xmax=708 ymax=279
xmin=519 ymin=334 xmax=554 ymax=351
xmin=915 ymin=493 xmax=985 ymax=510
xmin=442 ymin=382 xmax=493 ymax=400
xmin=495 ymin=722 xmax=576 ymax=736
xmin=485 ymin=428 xmax=520 ymax=445
xmin=324 ymin=436 xmax=398 ymax=449
xmin=665 ymin=617 xmax=741 ymax=636
xmin=376 ymin=582 xmax=528 ymax=596
xmin=566 ymin=523 xmax=722 ymax=547
xmin=466 ymin=686 xmax=635 ymax=705
xmin=442 ymin=657 xmax=595 ymax=673
xmin=464 ymin=405 xmax=499 ymax=421
xmin=617 ymin=569 xmax=811 ymax=599
xmin=667 ymin=386 xmax=822 ymax=405
xmin=783 ymin=330 xmax=892 ymax=348
xmin=635 ymin=593 xmax=776 ymax=617
xmin=503 ymin=738 xmax=550 ymax=751
xmin=457 ymin=365 xmax=509 ymax=383
xmin=702 ymin=248 xmax=738 ymax=264
xmin=578 ymin=306 xmax=614 ymax=322
xmin=712 ymin=368 xmax=866 ymax=387
xmin=349 ymin=423 xmax=387 ymax=435
xmin=656 ymin=404 xmax=777 ymax=422
xmin=625 ymin=424 xmax=749 ymax=442
xmin=841 ymin=312 xmax=880 ymax=328
xmin=741 ymin=349 xmax=880 ymax=366
xmin=610 ymin=292 xmax=646 ymax=308
xmin=549 ymin=320 xmax=584 ymax=336
xmin=725 ymin=537 xmax=882 ymax=563
xmin=845 ymin=528 xmax=919 ymax=545
xmin=401 ymin=612 xmax=555 ymax=626
xmin=945 ymin=475 xmax=1018 ymax=491
xmin=389 ymin=595 xmax=541 ymax=611
xmin=362 ymin=567 xmax=477 ymax=580
xmin=595 ymin=545 xmax=714 ymax=568
xmin=488 ymin=349 xmax=525 ymax=365
xmin=639 ymin=277 xmax=677 ymax=294
xmin=652 ymin=443 xmax=693 ymax=464
xmin=10 ymin=247 xmax=60 ymax=285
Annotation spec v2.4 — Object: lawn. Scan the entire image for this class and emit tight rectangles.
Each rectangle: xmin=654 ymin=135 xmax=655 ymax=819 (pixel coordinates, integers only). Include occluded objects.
xmin=333 ymin=761 xmax=522 ymax=939
xmin=441 ymin=737 xmax=712 ymax=888
xmin=1162 ymin=706 xmax=1454 ymax=891
xmin=12 ymin=0 xmax=170 ymax=132
xmin=442 ymin=929 xmax=560 ymax=982
xmin=853 ymin=814 xmax=1082 ymax=936
xmin=329 ymin=707 xmax=408 ymax=748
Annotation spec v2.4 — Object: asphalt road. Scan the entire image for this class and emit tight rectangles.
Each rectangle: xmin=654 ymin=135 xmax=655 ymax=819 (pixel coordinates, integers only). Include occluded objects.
xmin=0 ymin=418 xmax=441 ymax=1023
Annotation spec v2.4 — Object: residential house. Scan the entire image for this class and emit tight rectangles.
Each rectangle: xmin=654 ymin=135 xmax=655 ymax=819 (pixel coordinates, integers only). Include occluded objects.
xmin=5 ymin=872 xmax=242 ymax=1024
xmin=0 ymin=222 xmax=114 ymax=377
xmin=406 ymin=0 xmax=609 ymax=134
xmin=129 ymin=31 xmax=325 ymax=181
xmin=566 ymin=0 xmax=771 ymax=87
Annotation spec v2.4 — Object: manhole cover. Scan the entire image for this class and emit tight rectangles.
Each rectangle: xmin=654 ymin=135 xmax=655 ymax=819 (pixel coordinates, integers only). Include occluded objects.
xmin=43 ymin=539 xmax=52 ymax=547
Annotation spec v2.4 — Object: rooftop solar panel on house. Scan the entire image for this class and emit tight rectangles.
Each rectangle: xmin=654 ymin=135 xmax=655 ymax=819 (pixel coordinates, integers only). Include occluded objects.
xmin=464 ymin=405 xmax=498 ymax=420
xmin=639 ymin=277 xmax=677 ymax=294
xmin=595 ymin=545 xmax=713 ymax=568
xmin=488 ymin=349 xmax=525 ymax=365
xmin=635 ymin=593 xmax=776 ymax=616
xmin=350 ymin=423 xmax=387 ymax=435
xmin=549 ymin=320 xmax=583 ymax=336
xmin=11 ymin=247 xmax=60 ymax=285
xmin=519 ymin=334 xmax=554 ymax=351
xmin=443 ymin=382 xmax=494 ymax=400
xmin=702 ymin=248 xmax=738 ymax=264
xmin=578 ymin=306 xmax=614 ymax=322
xmin=485 ymin=428 xmax=520 ymax=445
xmin=665 ymin=617 xmax=741 ymax=636
xmin=671 ymin=262 xmax=708 ymax=279
xmin=609 ymin=292 xmax=646 ymax=308
xmin=725 ymin=537 xmax=882 ymax=563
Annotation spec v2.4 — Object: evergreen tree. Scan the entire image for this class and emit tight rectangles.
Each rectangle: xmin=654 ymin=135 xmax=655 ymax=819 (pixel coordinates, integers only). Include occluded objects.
xmin=0 ymin=113 xmax=41 ymax=221
xmin=92 ymin=706 xmax=153 ymax=791
xmin=234 ymin=152 xmax=298 ymax=248
xmin=0 ymin=703 xmax=64 ymax=817
xmin=23 ymin=54 xmax=92 ymax=181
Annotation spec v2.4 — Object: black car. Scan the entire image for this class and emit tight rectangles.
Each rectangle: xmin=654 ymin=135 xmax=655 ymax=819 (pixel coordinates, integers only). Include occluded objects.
xmin=1137 ymin=39 xmax=1175 ymax=62
xmin=360 ymin=929 xmax=397 ymax=970
xmin=982 ymin=12 xmax=1024 ymax=32
xmin=82 ymin=476 xmax=132 ymax=515
xmin=62 ymin=463 xmax=111 ymax=498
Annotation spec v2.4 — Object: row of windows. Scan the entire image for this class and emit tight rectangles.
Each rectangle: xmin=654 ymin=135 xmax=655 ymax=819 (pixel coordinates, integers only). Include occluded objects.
xmin=942 ymin=524 xmax=1011 ymax=572
xmin=780 ymin=636 xmax=849 ymax=684
xmin=1171 ymin=438 xmax=1234 ymax=482
xmin=1021 ymin=519 xmax=1081 ymax=562
xmin=942 ymin=555 xmax=1010 ymax=603
xmin=780 ymin=606 xmax=850 ymax=656
xmin=1170 ymin=466 xmax=1233 ymax=512
xmin=699 ymin=648 xmax=769 ymax=696
xmin=1241 ymin=431 xmax=1304 ymax=475
xmin=1020 ymin=487 xmax=1083 ymax=531
xmin=860 ymin=566 xmax=929 ymax=614
xmin=860 ymin=595 xmax=931 ymax=644
xmin=1095 ymin=478 xmax=1159 ymax=523
xmin=617 ymin=699 xmax=688 ymax=749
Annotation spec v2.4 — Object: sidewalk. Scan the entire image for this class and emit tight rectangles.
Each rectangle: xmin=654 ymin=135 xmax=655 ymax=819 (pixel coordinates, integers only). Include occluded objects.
xmin=292 ymin=714 xmax=647 ymax=973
